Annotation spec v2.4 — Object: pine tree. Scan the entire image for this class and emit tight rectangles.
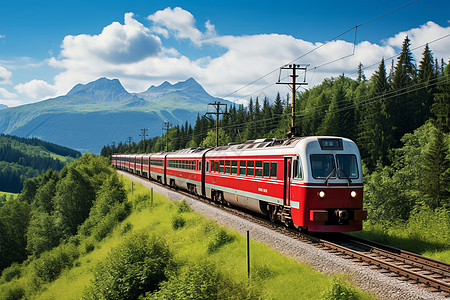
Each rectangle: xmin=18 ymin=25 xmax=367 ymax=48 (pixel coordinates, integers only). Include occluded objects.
xmin=357 ymin=62 xmax=367 ymax=82
xmin=390 ymin=35 xmax=418 ymax=145
xmin=417 ymin=44 xmax=436 ymax=124
xmin=359 ymin=59 xmax=392 ymax=169
xmin=432 ymin=61 xmax=450 ymax=133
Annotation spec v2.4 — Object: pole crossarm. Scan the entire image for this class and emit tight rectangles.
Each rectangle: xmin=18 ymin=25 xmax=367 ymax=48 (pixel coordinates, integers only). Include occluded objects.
xmin=276 ymin=64 xmax=309 ymax=137
xmin=205 ymin=101 xmax=227 ymax=147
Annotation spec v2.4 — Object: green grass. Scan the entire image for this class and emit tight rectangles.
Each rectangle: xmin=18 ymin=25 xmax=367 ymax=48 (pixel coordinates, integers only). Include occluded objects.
xmin=351 ymin=219 xmax=450 ymax=264
xmin=1 ymin=176 xmax=375 ymax=300
xmin=0 ymin=191 xmax=17 ymax=199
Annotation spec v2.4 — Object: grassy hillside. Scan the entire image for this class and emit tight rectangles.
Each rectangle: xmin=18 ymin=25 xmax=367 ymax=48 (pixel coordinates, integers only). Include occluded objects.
xmin=0 ymin=135 xmax=80 ymax=193
xmin=0 ymin=159 xmax=373 ymax=300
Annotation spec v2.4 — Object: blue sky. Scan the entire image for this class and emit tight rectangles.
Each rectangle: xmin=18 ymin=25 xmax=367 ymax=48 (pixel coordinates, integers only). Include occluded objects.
xmin=0 ymin=0 xmax=449 ymax=106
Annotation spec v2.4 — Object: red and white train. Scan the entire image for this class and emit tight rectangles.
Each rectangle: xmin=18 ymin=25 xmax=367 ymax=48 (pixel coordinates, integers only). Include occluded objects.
xmin=112 ymin=136 xmax=367 ymax=232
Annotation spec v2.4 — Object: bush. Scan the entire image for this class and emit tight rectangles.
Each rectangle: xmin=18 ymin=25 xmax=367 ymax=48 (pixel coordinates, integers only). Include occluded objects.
xmin=171 ymin=214 xmax=186 ymax=230
xmin=32 ymin=243 xmax=79 ymax=282
xmin=207 ymin=228 xmax=235 ymax=254
xmin=0 ymin=263 xmax=22 ymax=283
xmin=177 ymin=200 xmax=192 ymax=213
xmin=84 ymin=232 xmax=173 ymax=300
xmin=322 ymin=277 xmax=357 ymax=300
xmin=145 ymin=261 xmax=257 ymax=300
xmin=1 ymin=285 xmax=25 ymax=300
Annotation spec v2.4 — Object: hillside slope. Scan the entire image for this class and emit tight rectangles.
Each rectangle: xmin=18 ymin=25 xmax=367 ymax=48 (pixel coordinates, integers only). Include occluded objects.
xmin=0 ymin=135 xmax=80 ymax=193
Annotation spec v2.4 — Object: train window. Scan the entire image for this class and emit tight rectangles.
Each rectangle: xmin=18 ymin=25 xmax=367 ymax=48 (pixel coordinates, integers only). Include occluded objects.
xmin=263 ymin=162 xmax=270 ymax=177
xmin=239 ymin=161 xmax=246 ymax=175
xmin=336 ymin=154 xmax=358 ymax=179
xmin=318 ymin=138 xmax=343 ymax=150
xmin=247 ymin=161 xmax=254 ymax=176
xmin=270 ymin=162 xmax=277 ymax=178
xmin=293 ymin=159 xmax=303 ymax=179
xmin=198 ymin=161 xmax=202 ymax=171
xmin=255 ymin=161 xmax=263 ymax=177
xmin=225 ymin=161 xmax=231 ymax=174
xmin=219 ymin=161 xmax=224 ymax=173
xmin=310 ymin=154 xmax=336 ymax=179
xmin=215 ymin=161 xmax=219 ymax=172
xmin=206 ymin=162 xmax=209 ymax=172
xmin=231 ymin=161 xmax=238 ymax=175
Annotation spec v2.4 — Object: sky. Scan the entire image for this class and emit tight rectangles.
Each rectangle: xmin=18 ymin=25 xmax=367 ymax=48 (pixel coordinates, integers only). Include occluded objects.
xmin=0 ymin=0 xmax=449 ymax=107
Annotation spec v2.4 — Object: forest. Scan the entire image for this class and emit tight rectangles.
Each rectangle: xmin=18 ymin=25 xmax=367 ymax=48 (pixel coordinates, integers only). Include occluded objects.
xmin=102 ymin=36 xmax=449 ymax=235
xmin=0 ymin=135 xmax=81 ymax=193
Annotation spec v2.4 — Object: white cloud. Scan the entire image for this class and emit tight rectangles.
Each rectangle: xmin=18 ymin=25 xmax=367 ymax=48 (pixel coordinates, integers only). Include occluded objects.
xmin=147 ymin=7 xmax=215 ymax=46
xmin=385 ymin=21 xmax=450 ymax=63
xmin=23 ymin=9 xmax=448 ymax=108
xmin=0 ymin=65 xmax=12 ymax=84
xmin=60 ymin=12 xmax=162 ymax=65
xmin=14 ymin=79 xmax=58 ymax=99
xmin=0 ymin=87 xmax=15 ymax=99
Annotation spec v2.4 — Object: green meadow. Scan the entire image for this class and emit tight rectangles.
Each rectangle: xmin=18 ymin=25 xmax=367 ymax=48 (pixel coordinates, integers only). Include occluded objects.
xmin=1 ymin=174 xmax=375 ymax=299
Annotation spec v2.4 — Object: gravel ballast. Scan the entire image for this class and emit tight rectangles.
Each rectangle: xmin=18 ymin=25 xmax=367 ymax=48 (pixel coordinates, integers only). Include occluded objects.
xmin=119 ymin=171 xmax=447 ymax=300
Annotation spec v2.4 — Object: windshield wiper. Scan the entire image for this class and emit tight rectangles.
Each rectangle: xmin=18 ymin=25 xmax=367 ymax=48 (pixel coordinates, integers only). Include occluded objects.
xmin=338 ymin=167 xmax=352 ymax=185
xmin=324 ymin=169 xmax=336 ymax=186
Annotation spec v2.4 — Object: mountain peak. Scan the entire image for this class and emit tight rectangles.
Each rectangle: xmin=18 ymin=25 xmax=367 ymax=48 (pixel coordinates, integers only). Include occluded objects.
xmin=66 ymin=77 xmax=133 ymax=103
xmin=0 ymin=104 xmax=8 ymax=110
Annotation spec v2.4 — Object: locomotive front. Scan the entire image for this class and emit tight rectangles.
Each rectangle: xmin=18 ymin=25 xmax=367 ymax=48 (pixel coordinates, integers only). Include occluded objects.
xmin=289 ymin=137 xmax=367 ymax=232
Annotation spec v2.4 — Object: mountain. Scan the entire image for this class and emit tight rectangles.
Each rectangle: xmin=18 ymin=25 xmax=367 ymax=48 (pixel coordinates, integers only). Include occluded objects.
xmin=0 ymin=78 xmax=231 ymax=153
xmin=0 ymin=104 xmax=7 ymax=110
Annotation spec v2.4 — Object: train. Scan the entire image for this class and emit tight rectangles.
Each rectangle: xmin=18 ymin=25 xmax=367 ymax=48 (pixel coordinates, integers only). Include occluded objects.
xmin=112 ymin=136 xmax=367 ymax=232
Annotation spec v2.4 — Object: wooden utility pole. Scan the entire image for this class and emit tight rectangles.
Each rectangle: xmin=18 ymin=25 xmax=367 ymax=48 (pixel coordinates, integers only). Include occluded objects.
xmin=140 ymin=128 xmax=148 ymax=150
xmin=162 ymin=122 xmax=171 ymax=151
xmin=277 ymin=64 xmax=308 ymax=137
xmin=206 ymin=101 xmax=227 ymax=147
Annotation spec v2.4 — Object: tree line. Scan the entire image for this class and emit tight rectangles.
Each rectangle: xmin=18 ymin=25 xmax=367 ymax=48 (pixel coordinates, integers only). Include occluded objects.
xmin=0 ymin=136 xmax=80 ymax=193
xmin=102 ymin=36 xmax=449 ymax=226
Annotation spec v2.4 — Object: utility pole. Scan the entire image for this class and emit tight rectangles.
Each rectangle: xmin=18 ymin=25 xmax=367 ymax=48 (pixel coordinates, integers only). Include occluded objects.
xmin=140 ymin=128 xmax=148 ymax=151
xmin=277 ymin=64 xmax=309 ymax=137
xmin=206 ymin=101 xmax=227 ymax=147
xmin=111 ymin=141 xmax=116 ymax=153
xmin=126 ymin=136 xmax=133 ymax=145
xmin=162 ymin=122 xmax=171 ymax=151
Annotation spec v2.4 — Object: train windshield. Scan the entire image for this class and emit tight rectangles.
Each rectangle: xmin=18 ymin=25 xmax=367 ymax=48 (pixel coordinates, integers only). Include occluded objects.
xmin=336 ymin=154 xmax=359 ymax=179
xmin=310 ymin=154 xmax=336 ymax=179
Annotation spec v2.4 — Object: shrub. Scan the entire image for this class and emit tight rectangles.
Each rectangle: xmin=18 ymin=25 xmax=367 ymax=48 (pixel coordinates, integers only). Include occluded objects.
xmin=33 ymin=243 xmax=79 ymax=282
xmin=84 ymin=232 xmax=173 ymax=300
xmin=207 ymin=229 xmax=235 ymax=254
xmin=178 ymin=200 xmax=192 ymax=213
xmin=322 ymin=277 xmax=357 ymax=300
xmin=121 ymin=222 xmax=133 ymax=235
xmin=171 ymin=214 xmax=186 ymax=230
xmin=0 ymin=263 xmax=22 ymax=283
xmin=145 ymin=261 xmax=257 ymax=300
xmin=1 ymin=285 xmax=25 ymax=300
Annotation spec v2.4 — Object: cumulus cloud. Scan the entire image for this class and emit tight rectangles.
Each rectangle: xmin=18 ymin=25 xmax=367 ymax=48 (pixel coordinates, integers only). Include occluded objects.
xmin=14 ymin=79 xmax=58 ymax=99
xmin=0 ymin=87 xmax=15 ymax=99
xmin=385 ymin=21 xmax=450 ymax=62
xmin=33 ymin=8 xmax=448 ymax=107
xmin=0 ymin=65 xmax=12 ymax=84
xmin=148 ymin=7 xmax=216 ymax=45
xmin=60 ymin=12 xmax=162 ymax=65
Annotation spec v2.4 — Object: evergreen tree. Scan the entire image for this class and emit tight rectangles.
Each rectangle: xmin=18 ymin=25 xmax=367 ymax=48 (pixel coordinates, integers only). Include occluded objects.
xmin=390 ymin=35 xmax=418 ymax=145
xmin=432 ymin=61 xmax=450 ymax=133
xmin=357 ymin=62 xmax=367 ymax=82
xmin=417 ymin=44 xmax=436 ymax=124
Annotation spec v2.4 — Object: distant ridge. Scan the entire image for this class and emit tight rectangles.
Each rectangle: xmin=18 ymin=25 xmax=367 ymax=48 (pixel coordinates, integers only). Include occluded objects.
xmin=0 ymin=77 xmax=232 ymax=153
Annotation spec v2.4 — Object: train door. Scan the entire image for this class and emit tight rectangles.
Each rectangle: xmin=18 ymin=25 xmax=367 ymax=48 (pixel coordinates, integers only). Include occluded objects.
xmin=284 ymin=157 xmax=292 ymax=206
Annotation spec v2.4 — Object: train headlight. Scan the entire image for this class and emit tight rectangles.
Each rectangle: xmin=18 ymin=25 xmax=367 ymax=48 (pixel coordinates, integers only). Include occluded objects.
xmin=350 ymin=190 xmax=357 ymax=198
xmin=318 ymin=190 xmax=327 ymax=199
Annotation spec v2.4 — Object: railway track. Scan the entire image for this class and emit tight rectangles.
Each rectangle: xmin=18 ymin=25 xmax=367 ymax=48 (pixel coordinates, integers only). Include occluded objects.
xmin=120 ymin=171 xmax=450 ymax=298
